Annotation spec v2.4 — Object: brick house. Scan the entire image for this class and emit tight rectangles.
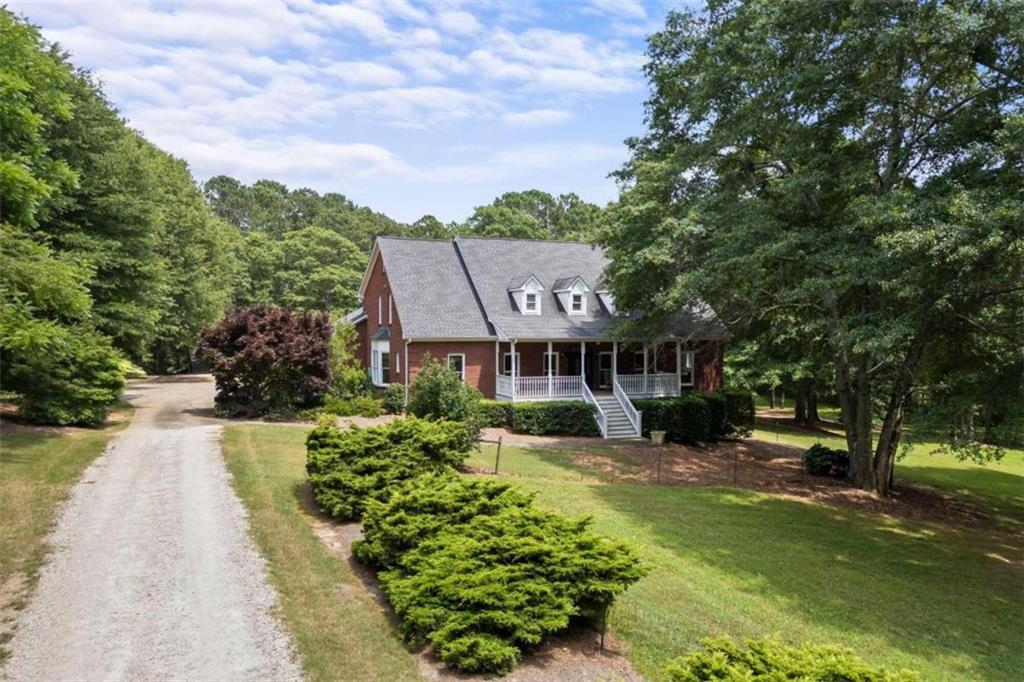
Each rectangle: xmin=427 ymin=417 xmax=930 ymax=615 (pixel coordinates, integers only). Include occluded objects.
xmin=345 ymin=236 xmax=727 ymax=438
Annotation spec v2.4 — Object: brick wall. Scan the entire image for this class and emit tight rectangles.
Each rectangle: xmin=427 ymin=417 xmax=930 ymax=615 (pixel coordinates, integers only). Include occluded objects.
xmin=407 ymin=341 xmax=496 ymax=397
xmin=361 ymin=251 xmax=405 ymax=384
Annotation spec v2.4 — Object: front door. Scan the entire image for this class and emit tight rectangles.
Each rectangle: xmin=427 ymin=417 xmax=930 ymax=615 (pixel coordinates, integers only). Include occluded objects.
xmin=598 ymin=352 xmax=613 ymax=389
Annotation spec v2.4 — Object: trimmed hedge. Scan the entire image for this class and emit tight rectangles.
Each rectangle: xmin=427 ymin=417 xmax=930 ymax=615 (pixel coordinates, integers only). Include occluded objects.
xmin=723 ymin=389 xmax=755 ymax=436
xmin=803 ymin=443 xmax=850 ymax=478
xmin=305 ymin=417 xmax=475 ymax=520
xmin=509 ymin=401 xmax=600 ymax=437
xmin=364 ymin=475 xmax=646 ymax=674
xmin=635 ymin=394 xmax=712 ymax=442
xmin=701 ymin=392 xmax=729 ymax=438
xmin=664 ymin=638 xmax=918 ymax=681
xmin=355 ymin=473 xmax=533 ymax=569
xmin=477 ymin=399 xmax=513 ymax=428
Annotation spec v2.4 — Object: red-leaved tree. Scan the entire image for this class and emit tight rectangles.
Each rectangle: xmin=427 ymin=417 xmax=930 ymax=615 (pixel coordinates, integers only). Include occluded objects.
xmin=198 ymin=305 xmax=332 ymax=416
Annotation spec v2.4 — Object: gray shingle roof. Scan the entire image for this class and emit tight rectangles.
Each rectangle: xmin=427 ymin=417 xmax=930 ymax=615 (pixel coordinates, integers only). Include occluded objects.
xmin=376 ymin=237 xmax=492 ymax=338
xmin=373 ymin=236 xmax=726 ymax=341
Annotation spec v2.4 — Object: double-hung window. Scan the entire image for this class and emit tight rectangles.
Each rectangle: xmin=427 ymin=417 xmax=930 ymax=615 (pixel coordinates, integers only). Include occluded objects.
xmin=571 ymin=293 xmax=584 ymax=313
xmin=542 ymin=352 xmax=558 ymax=375
xmin=525 ymin=292 xmax=538 ymax=313
xmin=447 ymin=353 xmax=466 ymax=382
xmin=502 ymin=352 xmax=522 ymax=376
xmin=680 ymin=350 xmax=695 ymax=387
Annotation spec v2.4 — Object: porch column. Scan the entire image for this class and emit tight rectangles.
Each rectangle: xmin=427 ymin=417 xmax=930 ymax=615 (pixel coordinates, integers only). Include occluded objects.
xmin=547 ymin=341 xmax=553 ymax=397
xmin=676 ymin=340 xmax=682 ymax=396
xmin=579 ymin=341 xmax=586 ymax=392
xmin=612 ymin=340 xmax=618 ymax=387
xmin=643 ymin=343 xmax=649 ymax=394
xmin=511 ymin=340 xmax=517 ymax=401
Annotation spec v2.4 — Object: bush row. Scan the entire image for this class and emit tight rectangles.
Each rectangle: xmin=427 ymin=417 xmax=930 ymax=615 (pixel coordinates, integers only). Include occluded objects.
xmin=306 ymin=417 xmax=474 ymax=520
xmin=664 ymin=638 xmax=918 ymax=681
xmin=635 ymin=390 xmax=755 ymax=443
xmin=477 ymin=399 xmax=600 ymax=437
xmin=354 ymin=474 xmax=646 ymax=674
xmin=322 ymin=395 xmax=382 ymax=418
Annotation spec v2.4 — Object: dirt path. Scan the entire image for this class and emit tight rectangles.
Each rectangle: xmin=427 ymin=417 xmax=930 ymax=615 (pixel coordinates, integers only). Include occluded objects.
xmin=2 ymin=376 xmax=301 ymax=682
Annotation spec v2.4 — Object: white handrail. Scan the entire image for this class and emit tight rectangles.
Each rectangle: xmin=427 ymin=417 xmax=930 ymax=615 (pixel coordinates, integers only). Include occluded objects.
xmin=515 ymin=375 xmax=582 ymax=399
xmin=495 ymin=373 xmax=512 ymax=398
xmin=581 ymin=381 xmax=607 ymax=438
xmin=613 ymin=377 xmax=642 ymax=436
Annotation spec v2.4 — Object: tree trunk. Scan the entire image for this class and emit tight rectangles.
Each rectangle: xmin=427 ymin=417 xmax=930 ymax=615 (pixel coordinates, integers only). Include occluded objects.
xmin=836 ymin=352 xmax=875 ymax=490
xmin=808 ymin=386 xmax=819 ymax=423
xmin=794 ymin=382 xmax=808 ymax=424
xmin=770 ymin=386 xmax=776 ymax=409
xmin=872 ymin=340 xmax=926 ymax=496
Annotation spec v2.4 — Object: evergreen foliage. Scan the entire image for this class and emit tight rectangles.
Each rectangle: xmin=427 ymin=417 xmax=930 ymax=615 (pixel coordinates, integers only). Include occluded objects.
xmin=803 ymin=444 xmax=851 ymax=479
xmin=379 ymin=503 xmax=646 ymax=673
xmin=406 ymin=355 xmax=481 ymax=423
xmin=663 ymin=638 xmax=918 ymax=681
xmin=198 ymin=306 xmax=332 ymax=417
xmin=381 ymin=384 xmax=406 ymax=414
xmin=305 ymin=417 xmax=474 ymax=521
xmin=509 ymin=401 xmax=600 ymax=436
xmin=634 ymin=395 xmax=713 ymax=442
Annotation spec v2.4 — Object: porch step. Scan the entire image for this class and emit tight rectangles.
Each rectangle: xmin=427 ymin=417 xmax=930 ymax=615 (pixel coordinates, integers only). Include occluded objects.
xmin=591 ymin=394 xmax=641 ymax=438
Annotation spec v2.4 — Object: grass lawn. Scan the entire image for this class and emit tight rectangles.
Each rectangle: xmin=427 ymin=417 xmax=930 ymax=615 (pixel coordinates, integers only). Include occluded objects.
xmin=221 ymin=425 xmax=420 ymax=682
xmin=465 ymin=442 xmax=1023 ymax=681
xmin=224 ymin=422 xmax=1023 ymax=681
xmin=0 ymin=407 xmax=131 ymax=660
xmin=752 ymin=423 xmax=1024 ymax=530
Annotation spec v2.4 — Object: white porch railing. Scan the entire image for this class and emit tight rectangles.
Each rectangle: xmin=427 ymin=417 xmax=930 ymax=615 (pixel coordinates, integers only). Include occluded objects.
xmin=581 ymin=381 xmax=607 ymax=437
xmin=495 ymin=374 xmax=513 ymax=399
xmin=616 ymin=373 xmax=679 ymax=398
xmin=613 ymin=377 xmax=642 ymax=436
xmin=495 ymin=374 xmax=583 ymax=400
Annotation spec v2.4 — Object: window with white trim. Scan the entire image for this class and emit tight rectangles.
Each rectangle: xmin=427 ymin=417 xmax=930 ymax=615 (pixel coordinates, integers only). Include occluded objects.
xmin=447 ymin=353 xmax=466 ymax=382
xmin=502 ymin=352 xmax=522 ymax=375
xmin=371 ymin=339 xmax=391 ymax=386
xmin=388 ymin=294 xmax=392 ymax=324
xmin=570 ymin=293 xmax=584 ymax=314
xmin=377 ymin=295 xmax=382 ymax=324
xmin=680 ymin=350 xmax=695 ymax=387
xmin=524 ymin=292 xmax=538 ymax=313
xmin=543 ymin=352 xmax=558 ymax=374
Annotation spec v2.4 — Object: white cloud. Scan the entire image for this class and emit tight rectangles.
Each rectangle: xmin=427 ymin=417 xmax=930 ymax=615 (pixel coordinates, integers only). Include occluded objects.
xmin=323 ymin=61 xmax=407 ymax=87
xmin=334 ymin=86 xmax=500 ymax=128
xmin=436 ymin=10 xmax=481 ymax=35
xmin=502 ymin=108 xmax=574 ymax=127
xmin=583 ymin=0 xmax=647 ymax=19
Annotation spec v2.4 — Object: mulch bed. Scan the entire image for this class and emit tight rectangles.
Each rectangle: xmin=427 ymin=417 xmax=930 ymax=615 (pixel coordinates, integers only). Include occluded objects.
xmin=481 ymin=433 xmax=998 ymax=531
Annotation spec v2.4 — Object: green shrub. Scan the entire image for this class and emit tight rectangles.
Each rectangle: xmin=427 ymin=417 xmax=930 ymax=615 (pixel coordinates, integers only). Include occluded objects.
xmin=723 ymin=389 xmax=755 ymax=436
xmin=306 ymin=417 xmax=475 ymax=520
xmin=328 ymin=319 xmax=372 ymax=398
xmin=8 ymin=328 xmax=125 ymax=427
xmin=382 ymin=383 xmax=405 ymax=414
xmin=509 ymin=401 xmax=599 ymax=436
xmin=322 ymin=395 xmax=382 ymax=418
xmin=803 ymin=444 xmax=850 ymax=478
xmin=699 ymin=392 xmax=729 ymax=439
xmin=477 ymin=399 xmax=513 ymax=427
xmin=355 ymin=472 xmax=533 ymax=568
xmin=407 ymin=355 xmax=480 ymax=422
xmin=663 ymin=638 xmax=918 ymax=681
xmin=379 ymin=505 xmax=647 ymax=674
xmin=634 ymin=394 xmax=712 ymax=442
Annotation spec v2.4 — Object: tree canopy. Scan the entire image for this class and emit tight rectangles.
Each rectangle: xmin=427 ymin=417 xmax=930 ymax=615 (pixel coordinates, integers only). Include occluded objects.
xmin=603 ymin=0 xmax=1023 ymax=494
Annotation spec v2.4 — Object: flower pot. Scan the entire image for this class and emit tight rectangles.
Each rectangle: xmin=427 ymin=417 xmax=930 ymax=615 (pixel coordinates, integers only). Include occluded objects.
xmin=650 ymin=430 xmax=666 ymax=445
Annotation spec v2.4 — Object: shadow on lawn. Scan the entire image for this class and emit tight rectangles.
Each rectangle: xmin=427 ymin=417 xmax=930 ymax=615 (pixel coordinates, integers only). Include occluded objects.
xmin=896 ymin=464 xmax=1024 ymax=530
xmin=595 ymin=482 xmax=1022 ymax=679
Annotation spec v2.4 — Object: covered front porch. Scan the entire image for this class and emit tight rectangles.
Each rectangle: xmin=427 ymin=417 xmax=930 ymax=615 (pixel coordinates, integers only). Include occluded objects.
xmin=493 ymin=340 xmax=695 ymax=401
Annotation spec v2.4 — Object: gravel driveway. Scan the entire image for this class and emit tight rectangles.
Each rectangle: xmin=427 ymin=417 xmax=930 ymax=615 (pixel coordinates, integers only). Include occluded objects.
xmin=3 ymin=375 xmax=301 ymax=681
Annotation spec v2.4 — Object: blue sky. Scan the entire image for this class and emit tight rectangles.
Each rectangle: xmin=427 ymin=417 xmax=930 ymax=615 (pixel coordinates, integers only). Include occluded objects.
xmin=11 ymin=1 xmax=687 ymax=223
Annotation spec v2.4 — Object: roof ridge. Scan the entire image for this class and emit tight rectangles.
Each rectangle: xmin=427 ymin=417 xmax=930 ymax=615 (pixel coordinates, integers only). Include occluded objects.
xmin=455 ymin=236 xmax=601 ymax=247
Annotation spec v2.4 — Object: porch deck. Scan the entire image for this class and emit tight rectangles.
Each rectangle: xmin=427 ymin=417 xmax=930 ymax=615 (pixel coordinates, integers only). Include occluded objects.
xmin=494 ymin=372 xmax=681 ymax=401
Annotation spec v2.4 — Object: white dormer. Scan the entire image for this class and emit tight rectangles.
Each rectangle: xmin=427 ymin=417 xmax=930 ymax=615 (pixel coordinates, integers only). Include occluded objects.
xmin=596 ymin=289 xmax=616 ymax=315
xmin=553 ymin=276 xmax=590 ymax=316
xmin=508 ymin=275 xmax=544 ymax=315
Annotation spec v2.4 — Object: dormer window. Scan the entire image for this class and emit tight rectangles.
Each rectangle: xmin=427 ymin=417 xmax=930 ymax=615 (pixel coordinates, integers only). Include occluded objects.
xmin=553 ymin=275 xmax=590 ymax=316
xmin=508 ymin=274 xmax=544 ymax=315
xmin=571 ymin=293 xmax=583 ymax=313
